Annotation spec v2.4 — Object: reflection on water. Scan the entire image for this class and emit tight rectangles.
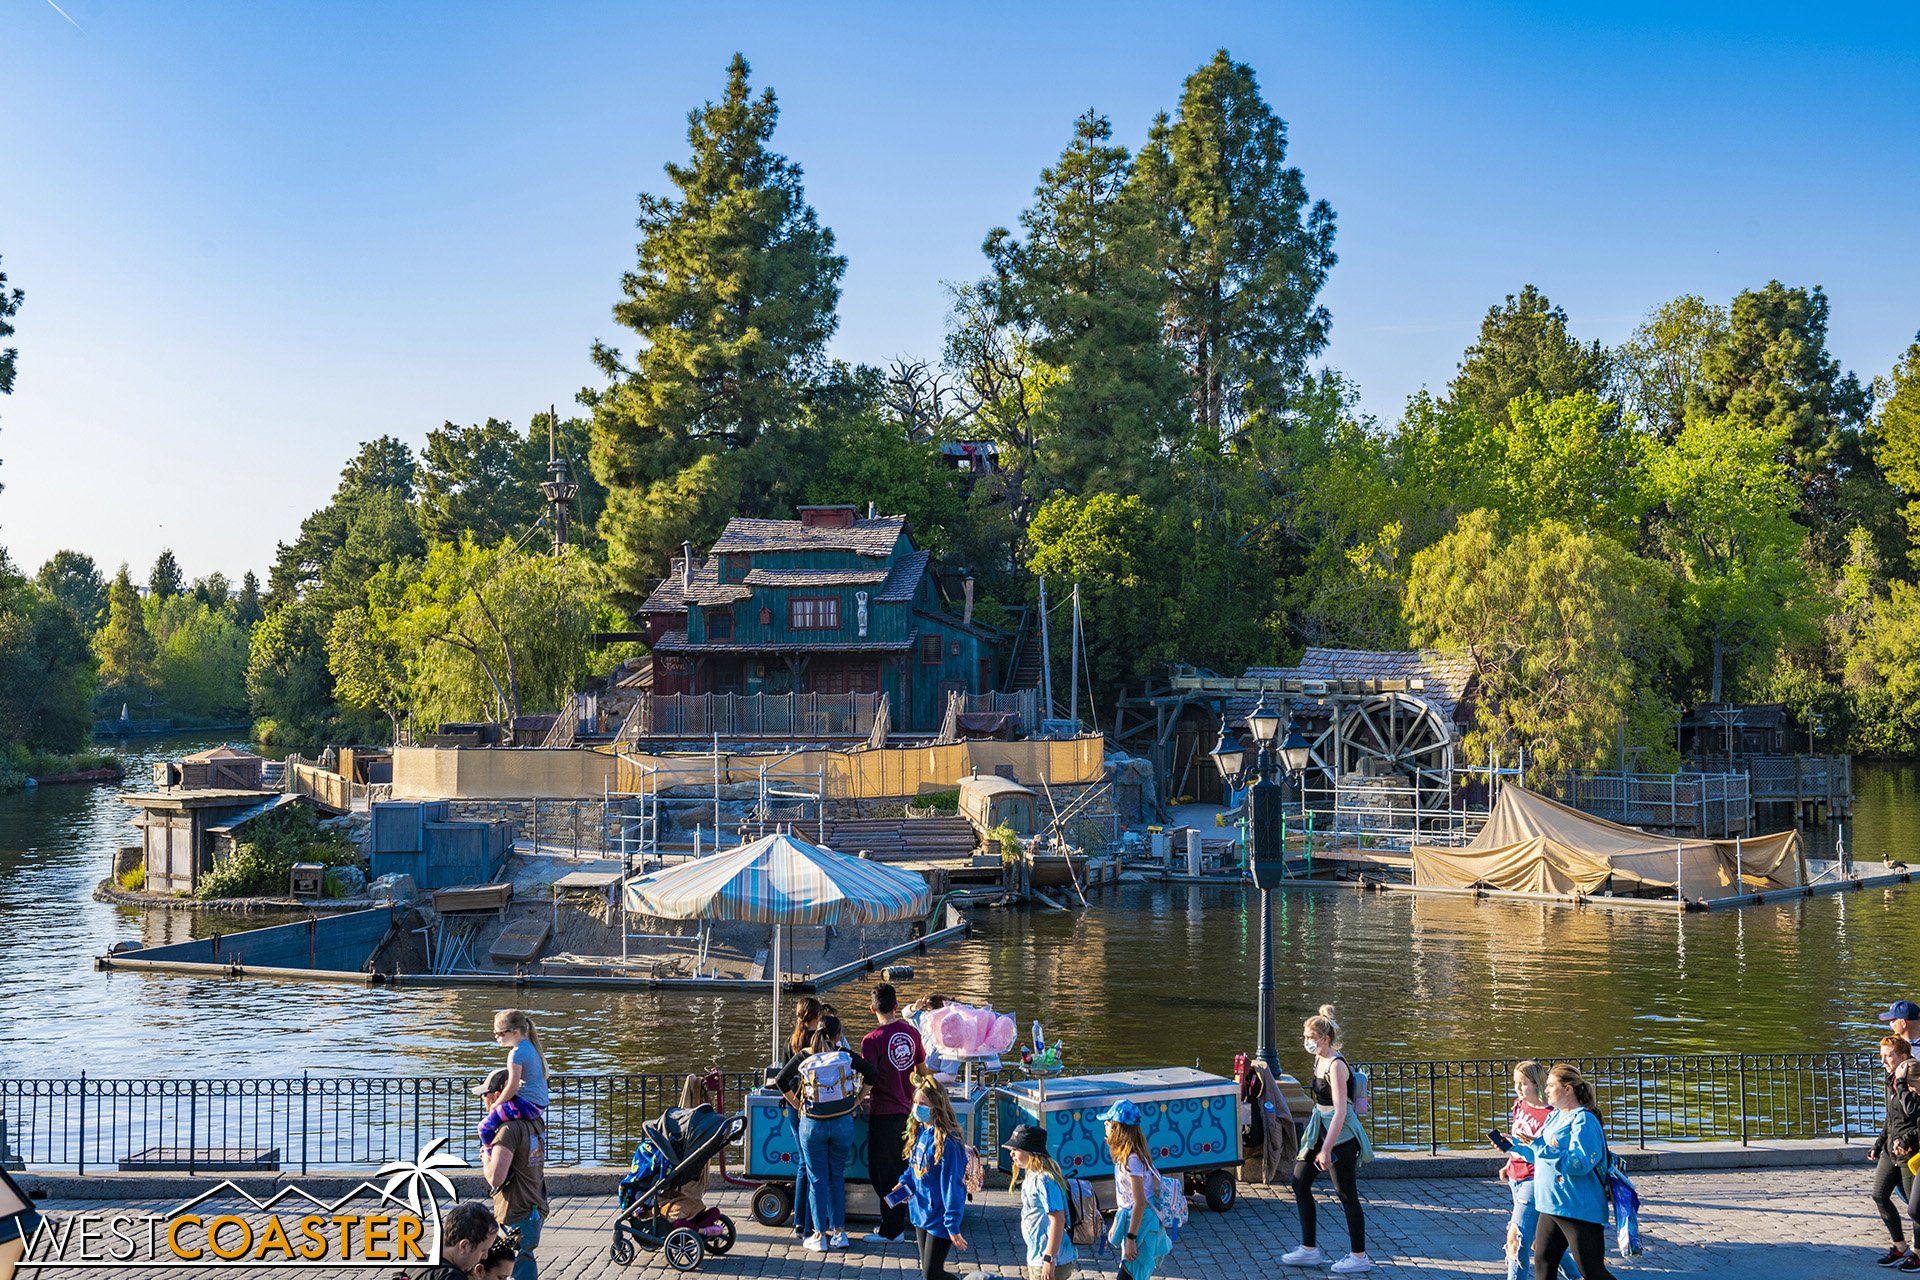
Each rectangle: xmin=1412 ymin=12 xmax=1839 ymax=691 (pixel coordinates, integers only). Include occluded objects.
xmin=5 ymin=741 xmax=1918 ymax=1079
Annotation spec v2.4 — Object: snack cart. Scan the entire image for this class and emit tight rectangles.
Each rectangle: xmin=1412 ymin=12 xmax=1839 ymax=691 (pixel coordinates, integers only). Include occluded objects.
xmin=994 ymin=1067 xmax=1243 ymax=1213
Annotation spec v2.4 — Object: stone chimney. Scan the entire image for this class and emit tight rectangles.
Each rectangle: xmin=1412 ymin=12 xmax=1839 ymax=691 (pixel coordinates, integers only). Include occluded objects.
xmin=963 ymin=577 xmax=975 ymax=626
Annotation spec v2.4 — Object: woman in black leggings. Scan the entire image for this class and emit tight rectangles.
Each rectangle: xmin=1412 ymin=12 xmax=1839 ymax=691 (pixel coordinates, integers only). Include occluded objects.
xmin=1873 ymin=1036 xmax=1918 ymax=1266
xmin=1282 ymin=1004 xmax=1374 ymax=1274
xmin=1513 ymin=1064 xmax=1616 ymax=1280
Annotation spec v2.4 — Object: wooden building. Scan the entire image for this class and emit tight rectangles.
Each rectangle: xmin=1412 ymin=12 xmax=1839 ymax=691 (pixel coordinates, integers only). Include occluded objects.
xmin=637 ymin=506 xmax=1002 ymax=733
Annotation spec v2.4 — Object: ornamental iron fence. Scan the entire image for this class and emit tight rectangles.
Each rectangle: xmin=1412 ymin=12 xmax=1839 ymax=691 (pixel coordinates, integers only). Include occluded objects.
xmin=0 ymin=1052 xmax=1881 ymax=1174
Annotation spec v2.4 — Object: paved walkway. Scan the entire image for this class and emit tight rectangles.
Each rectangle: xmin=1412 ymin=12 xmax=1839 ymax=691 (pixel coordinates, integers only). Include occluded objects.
xmin=21 ymin=1165 xmax=1902 ymax=1278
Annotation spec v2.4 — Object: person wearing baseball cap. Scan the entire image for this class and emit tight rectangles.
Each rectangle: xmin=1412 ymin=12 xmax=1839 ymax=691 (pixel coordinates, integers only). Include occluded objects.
xmin=472 ymin=1067 xmax=548 ymax=1279
xmin=1879 ymin=1002 xmax=1920 ymax=1042
xmin=1098 ymin=1100 xmax=1172 ymax=1279
xmin=1004 ymin=1123 xmax=1076 ymax=1280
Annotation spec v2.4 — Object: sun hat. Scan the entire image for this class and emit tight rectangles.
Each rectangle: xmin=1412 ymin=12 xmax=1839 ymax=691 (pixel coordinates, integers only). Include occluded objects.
xmin=1002 ymin=1123 xmax=1050 ymax=1156
xmin=1879 ymin=1000 xmax=1920 ymax=1023
xmin=471 ymin=1067 xmax=511 ymax=1096
xmin=1096 ymin=1099 xmax=1143 ymax=1126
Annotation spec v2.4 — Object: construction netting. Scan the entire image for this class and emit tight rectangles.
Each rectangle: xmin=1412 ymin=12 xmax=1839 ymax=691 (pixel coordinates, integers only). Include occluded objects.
xmin=1409 ymin=785 xmax=1803 ymax=899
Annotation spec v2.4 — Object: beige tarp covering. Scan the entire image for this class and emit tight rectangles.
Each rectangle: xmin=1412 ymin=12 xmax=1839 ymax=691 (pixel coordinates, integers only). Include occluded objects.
xmin=1410 ymin=785 xmax=1804 ymax=899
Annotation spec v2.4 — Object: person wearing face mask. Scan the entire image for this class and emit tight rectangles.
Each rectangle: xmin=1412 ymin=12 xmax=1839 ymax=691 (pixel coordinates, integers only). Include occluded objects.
xmin=1282 ymin=1004 xmax=1373 ymax=1274
xmin=1505 ymin=1064 xmax=1617 ymax=1280
xmin=889 ymin=1075 xmax=970 ymax=1280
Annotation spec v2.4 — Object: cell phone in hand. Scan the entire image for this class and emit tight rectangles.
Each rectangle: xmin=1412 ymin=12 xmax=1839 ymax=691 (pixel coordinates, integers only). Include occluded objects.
xmin=884 ymin=1185 xmax=911 ymax=1207
xmin=1488 ymin=1129 xmax=1513 ymax=1152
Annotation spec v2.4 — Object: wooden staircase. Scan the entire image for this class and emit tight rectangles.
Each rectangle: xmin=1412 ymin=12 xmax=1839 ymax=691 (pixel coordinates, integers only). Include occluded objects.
xmin=819 ymin=816 xmax=979 ymax=861
xmin=1004 ymin=607 xmax=1045 ymax=694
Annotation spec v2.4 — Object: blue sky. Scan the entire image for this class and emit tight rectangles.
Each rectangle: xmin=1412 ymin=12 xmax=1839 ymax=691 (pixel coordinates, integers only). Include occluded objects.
xmin=2 ymin=1 xmax=1916 ymax=583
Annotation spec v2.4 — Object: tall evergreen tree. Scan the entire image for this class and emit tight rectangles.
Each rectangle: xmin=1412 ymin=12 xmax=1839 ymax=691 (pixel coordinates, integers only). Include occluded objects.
xmin=983 ymin=110 xmax=1189 ymax=498
xmin=95 ymin=566 xmax=157 ymax=707
xmin=147 ymin=549 xmax=184 ymax=600
xmin=1448 ymin=285 xmax=1614 ymax=428
xmin=1132 ymin=50 xmax=1337 ymax=442
xmin=0 ymin=255 xmax=20 ymax=501
xmin=234 ymin=570 xmax=265 ymax=628
xmin=588 ymin=54 xmax=845 ymax=599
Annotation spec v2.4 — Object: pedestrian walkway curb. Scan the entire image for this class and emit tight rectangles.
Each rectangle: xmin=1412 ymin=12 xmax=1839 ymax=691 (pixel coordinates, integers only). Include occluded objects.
xmin=14 ymin=1138 xmax=1860 ymax=1200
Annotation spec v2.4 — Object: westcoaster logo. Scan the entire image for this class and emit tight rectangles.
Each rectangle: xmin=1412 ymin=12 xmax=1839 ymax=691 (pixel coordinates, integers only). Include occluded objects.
xmin=20 ymin=1139 xmax=467 ymax=1271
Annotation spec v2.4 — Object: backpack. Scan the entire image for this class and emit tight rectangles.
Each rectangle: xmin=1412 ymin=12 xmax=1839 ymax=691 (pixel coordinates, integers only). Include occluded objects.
xmin=1065 ymin=1177 xmax=1102 ymax=1248
xmin=1151 ymin=1164 xmax=1189 ymax=1241
xmin=1333 ymin=1054 xmax=1370 ymax=1117
xmin=798 ymin=1051 xmax=859 ymax=1116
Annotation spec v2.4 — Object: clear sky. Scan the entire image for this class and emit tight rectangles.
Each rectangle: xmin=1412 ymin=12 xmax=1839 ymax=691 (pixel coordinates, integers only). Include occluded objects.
xmin=2 ymin=1 xmax=1916 ymax=584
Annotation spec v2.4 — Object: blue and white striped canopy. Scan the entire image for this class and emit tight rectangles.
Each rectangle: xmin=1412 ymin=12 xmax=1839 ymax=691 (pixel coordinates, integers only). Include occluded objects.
xmin=622 ymin=832 xmax=931 ymax=925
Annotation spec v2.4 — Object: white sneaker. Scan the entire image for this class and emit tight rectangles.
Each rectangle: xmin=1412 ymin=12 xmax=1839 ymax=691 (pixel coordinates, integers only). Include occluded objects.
xmin=803 ymin=1232 xmax=829 ymax=1252
xmin=861 ymin=1231 xmax=903 ymax=1244
xmin=1331 ymin=1253 xmax=1373 ymax=1274
xmin=830 ymin=1231 xmax=850 ymax=1249
xmin=1283 ymin=1244 xmax=1330 ymax=1265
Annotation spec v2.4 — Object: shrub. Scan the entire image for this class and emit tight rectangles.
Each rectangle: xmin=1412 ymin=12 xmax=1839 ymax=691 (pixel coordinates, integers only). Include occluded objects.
xmin=197 ymin=805 xmax=359 ymax=899
xmin=917 ymin=789 xmax=960 ymax=813
xmin=118 ymin=865 xmax=146 ymax=891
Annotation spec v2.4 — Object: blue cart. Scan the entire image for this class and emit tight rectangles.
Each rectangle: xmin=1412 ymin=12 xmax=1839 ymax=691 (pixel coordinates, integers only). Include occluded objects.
xmin=993 ymin=1068 xmax=1243 ymax=1213
xmin=741 ymin=1086 xmax=988 ymax=1226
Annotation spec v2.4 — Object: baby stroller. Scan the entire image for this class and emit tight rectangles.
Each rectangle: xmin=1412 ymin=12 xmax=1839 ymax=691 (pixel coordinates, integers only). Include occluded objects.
xmin=609 ymin=1103 xmax=748 ymax=1271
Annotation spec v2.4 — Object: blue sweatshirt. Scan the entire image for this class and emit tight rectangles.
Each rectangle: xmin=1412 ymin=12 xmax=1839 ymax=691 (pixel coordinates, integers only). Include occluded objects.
xmin=1510 ymin=1106 xmax=1608 ymax=1224
xmin=903 ymin=1126 xmax=967 ymax=1239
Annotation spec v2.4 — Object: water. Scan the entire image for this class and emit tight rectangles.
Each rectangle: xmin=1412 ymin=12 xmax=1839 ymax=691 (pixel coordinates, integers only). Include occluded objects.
xmin=6 ymin=739 xmax=1919 ymax=1080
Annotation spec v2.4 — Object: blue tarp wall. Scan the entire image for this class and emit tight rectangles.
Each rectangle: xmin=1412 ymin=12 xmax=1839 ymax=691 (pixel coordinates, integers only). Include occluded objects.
xmin=126 ymin=907 xmax=396 ymax=971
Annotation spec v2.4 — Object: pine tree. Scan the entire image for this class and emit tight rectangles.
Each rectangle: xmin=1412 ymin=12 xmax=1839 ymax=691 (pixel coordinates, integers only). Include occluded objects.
xmin=588 ymin=54 xmax=845 ymax=599
xmin=1133 ymin=50 xmax=1337 ymax=442
xmin=1448 ymin=285 xmax=1614 ymax=428
xmin=147 ymin=549 xmax=184 ymax=600
xmin=95 ymin=566 xmax=157 ymax=705
xmin=983 ymin=110 xmax=1189 ymax=498
xmin=0 ymin=254 xmax=21 ymax=500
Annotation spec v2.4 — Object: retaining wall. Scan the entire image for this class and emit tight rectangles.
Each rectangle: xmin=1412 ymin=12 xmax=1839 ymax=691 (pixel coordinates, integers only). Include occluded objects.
xmin=119 ymin=908 xmax=396 ymax=972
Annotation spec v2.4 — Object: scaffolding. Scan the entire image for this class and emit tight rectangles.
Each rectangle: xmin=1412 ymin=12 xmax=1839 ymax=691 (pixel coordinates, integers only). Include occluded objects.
xmin=604 ymin=746 xmax=827 ymax=872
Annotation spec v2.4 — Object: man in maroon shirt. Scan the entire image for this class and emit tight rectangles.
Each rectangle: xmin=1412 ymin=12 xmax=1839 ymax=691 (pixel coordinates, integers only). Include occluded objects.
xmin=859 ymin=982 xmax=924 ymax=1243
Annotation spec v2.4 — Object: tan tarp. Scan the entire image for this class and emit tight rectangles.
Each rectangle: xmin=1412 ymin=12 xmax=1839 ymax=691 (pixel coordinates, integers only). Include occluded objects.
xmin=1410 ymin=785 xmax=1803 ymax=899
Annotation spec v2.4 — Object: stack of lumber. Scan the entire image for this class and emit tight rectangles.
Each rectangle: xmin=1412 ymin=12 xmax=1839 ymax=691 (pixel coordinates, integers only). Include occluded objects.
xmin=820 ymin=817 xmax=979 ymax=862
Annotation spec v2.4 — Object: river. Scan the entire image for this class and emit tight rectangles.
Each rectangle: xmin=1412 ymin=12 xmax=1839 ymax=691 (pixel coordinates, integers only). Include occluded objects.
xmin=5 ymin=735 xmax=1917 ymax=1081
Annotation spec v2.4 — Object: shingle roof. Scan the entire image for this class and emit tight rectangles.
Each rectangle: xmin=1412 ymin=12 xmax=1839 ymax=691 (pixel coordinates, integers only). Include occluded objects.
xmin=1236 ymin=647 xmax=1477 ymax=724
xmin=743 ymin=568 xmax=890 ymax=588
xmin=877 ymin=549 xmax=929 ymax=603
xmin=639 ymin=557 xmax=751 ymax=613
xmin=709 ymin=515 xmax=906 ymax=557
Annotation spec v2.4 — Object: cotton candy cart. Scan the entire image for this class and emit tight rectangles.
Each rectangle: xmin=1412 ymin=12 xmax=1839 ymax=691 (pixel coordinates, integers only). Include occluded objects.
xmin=993 ymin=1067 xmax=1243 ymax=1213
xmin=741 ymin=1084 xmax=989 ymax=1226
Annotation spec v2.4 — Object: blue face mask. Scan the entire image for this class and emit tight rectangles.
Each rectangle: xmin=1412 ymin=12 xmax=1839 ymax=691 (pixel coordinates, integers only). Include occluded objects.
xmin=913 ymin=1104 xmax=933 ymax=1124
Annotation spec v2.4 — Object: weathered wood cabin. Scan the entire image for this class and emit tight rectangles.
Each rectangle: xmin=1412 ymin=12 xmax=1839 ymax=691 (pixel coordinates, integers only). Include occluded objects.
xmin=638 ymin=506 xmax=1002 ymax=733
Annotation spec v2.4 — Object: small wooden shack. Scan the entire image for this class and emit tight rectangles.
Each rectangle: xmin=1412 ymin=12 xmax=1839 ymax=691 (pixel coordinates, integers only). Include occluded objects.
xmin=152 ymin=744 xmax=265 ymax=791
xmin=957 ymin=774 xmax=1039 ymax=838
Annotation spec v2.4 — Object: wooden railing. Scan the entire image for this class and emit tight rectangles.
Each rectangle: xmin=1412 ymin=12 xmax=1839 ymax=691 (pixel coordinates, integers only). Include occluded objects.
xmin=625 ymin=692 xmax=883 ymax=740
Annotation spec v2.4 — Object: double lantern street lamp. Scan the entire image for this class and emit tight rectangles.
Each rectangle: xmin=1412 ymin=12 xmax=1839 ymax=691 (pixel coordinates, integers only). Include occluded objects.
xmin=1210 ymin=698 xmax=1313 ymax=1071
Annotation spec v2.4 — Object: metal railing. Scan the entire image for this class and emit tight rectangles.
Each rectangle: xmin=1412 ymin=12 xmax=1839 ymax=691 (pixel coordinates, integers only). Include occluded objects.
xmin=1 ymin=1052 xmax=1882 ymax=1173
xmin=1688 ymin=754 xmax=1852 ymax=807
xmin=1551 ymin=771 xmax=1751 ymax=837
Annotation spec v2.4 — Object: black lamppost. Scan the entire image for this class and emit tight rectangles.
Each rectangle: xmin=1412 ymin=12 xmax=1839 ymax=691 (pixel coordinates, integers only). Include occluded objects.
xmin=1212 ymin=698 xmax=1313 ymax=1070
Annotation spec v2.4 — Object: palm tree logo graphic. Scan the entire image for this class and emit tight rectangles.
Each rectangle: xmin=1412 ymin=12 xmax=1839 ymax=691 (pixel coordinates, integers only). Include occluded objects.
xmin=376 ymin=1137 xmax=465 ymax=1250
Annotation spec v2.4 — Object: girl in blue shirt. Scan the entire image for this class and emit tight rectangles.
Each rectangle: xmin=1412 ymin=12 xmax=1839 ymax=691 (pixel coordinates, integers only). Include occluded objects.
xmin=1507 ymin=1064 xmax=1616 ymax=1280
xmin=1005 ymin=1122 xmax=1076 ymax=1280
xmin=892 ymin=1077 xmax=969 ymax=1280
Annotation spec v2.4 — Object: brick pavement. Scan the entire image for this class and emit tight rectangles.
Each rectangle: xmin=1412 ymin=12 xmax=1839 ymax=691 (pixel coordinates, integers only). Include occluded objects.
xmin=20 ymin=1167 xmax=1897 ymax=1279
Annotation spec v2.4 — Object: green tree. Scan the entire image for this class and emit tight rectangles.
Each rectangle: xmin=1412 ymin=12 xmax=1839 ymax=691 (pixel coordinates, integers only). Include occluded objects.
xmin=245 ymin=600 xmax=344 ymax=745
xmin=35 ymin=551 xmax=108 ymax=631
xmin=1483 ymin=390 xmax=1652 ymax=538
xmin=984 ymin=110 xmax=1189 ymax=498
xmin=1404 ymin=509 xmax=1677 ymax=780
xmin=1613 ymin=294 xmax=1728 ymax=439
xmin=270 ymin=435 xmax=418 ymax=605
xmin=0 ymin=552 xmax=95 ymax=752
xmin=190 ymin=572 xmax=230 ymax=612
xmin=1646 ymin=415 xmax=1816 ymax=702
xmin=233 ymin=571 xmax=265 ymax=628
xmin=151 ymin=599 xmax=250 ymax=718
xmin=1132 ymin=50 xmax=1337 ymax=439
xmin=1447 ymin=285 xmax=1614 ymax=429
xmin=1870 ymin=335 xmax=1920 ymax=548
xmin=1026 ymin=492 xmax=1182 ymax=704
xmin=327 ymin=603 xmax=410 ymax=744
xmin=147 ymin=548 xmax=183 ymax=600
xmin=589 ymin=54 xmax=845 ymax=598
xmin=94 ymin=566 xmax=157 ymax=710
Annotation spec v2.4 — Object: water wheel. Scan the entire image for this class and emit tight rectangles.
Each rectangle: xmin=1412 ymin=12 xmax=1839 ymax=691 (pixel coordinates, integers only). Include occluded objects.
xmin=1310 ymin=693 xmax=1455 ymax=820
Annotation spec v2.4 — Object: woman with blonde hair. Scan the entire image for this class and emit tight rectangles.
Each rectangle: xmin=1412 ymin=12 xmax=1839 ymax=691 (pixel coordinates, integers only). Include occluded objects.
xmin=1284 ymin=1004 xmax=1373 ymax=1273
xmin=1493 ymin=1060 xmax=1576 ymax=1280
xmin=890 ymin=1075 xmax=970 ymax=1280
xmin=1506 ymin=1064 xmax=1616 ymax=1280
xmin=1100 ymin=1100 xmax=1172 ymax=1280
xmin=1004 ymin=1123 xmax=1076 ymax=1280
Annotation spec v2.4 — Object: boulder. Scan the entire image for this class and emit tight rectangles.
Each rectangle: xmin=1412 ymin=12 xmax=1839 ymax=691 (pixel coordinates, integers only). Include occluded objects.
xmin=329 ymin=865 xmax=368 ymax=897
xmin=369 ymin=872 xmax=416 ymax=903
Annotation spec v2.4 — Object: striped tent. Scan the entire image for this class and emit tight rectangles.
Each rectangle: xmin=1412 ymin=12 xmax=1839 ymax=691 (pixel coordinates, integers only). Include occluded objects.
xmin=622 ymin=832 xmax=932 ymax=1064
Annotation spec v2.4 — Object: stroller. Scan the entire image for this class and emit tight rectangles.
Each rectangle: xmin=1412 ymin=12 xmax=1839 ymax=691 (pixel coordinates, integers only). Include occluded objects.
xmin=609 ymin=1103 xmax=748 ymax=1271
